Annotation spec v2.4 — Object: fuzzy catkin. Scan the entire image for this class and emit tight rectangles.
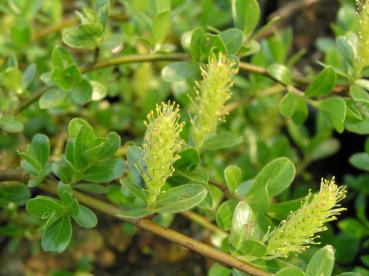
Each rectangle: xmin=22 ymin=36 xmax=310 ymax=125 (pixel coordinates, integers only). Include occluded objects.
xmin=139 ymin=101 xmax=184 ymax=208
xmin=191 ymin=54 xmax=238 ymax=150
xmin=264 ymin=178 xmax=346 ymax=259
xmin=356 ymin=0 xmax=369 ymax=74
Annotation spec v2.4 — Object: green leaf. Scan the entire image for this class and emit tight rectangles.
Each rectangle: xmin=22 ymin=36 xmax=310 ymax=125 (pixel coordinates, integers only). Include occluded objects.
xmin=349 ymin=152 xmax=369 ymax=171
xmin=202 ymin=132 xmax=243 ymax=151
xmin=62 ymin=27 xmax=98 ymax=50
xmin=22 ymin=64 xmax=37 ymax=89
xmin=18 ymin=133 xmax=50 ymax=180
xmin=249 ymin=157 xmax=295 ymax=198
xmin=60 ymin=191 xmax=79 ymax=216
xmin=208 ymin=263 xmax=231 ymax=276
xmin=267 ymin=64 xmax=292 ymax=85
xmin=96 ymin=0 xmax=110 ymax=26
xmin=72 ymin=205 xmax=98 ymax=228
xmin=190 ymin=27 xmax=205 ymax=61
xmin=232 ymin=0 xmax=260 ymax=37
xmin=127 ymin=146 xmax=145 ymax=186
xmin=51 ymin=64 xmax=81 ymax=90
xmin=350 ymin=85 xmax=369 ymax=103
xmin=0 ymin=115 xmax=24 ymax=133
xmin=68 ymin=118 xmax=93 ymax=138
xmin=279 ymin=92 xmax=299 ymax=118
xmin=319 ymin=97 xmax=347 ymax=133
xmin=336 ymin=36 xmax=356 ymax=67
xmin=31 ymin=134 xmax=50 ymax=166
xmin=51 ymin=46 xmax=75 ymax=69
xmin=70 ymin=78 xmax=92 ymax=105
xmin=216 ymin=199 xmax=238 ymax=231
xmin=224 ymin=165 xmax=242 ymax=194
xmin=309 ymin=139 xmax=340 ymax=162
xmin=306 ymin=245 xmax=335 ymax=276
xmin=74 ymin=183 xmax=109 ymax=194
xmin=91 ymin=80 xmax=107 ymax=101
xmin=275 ymin=267 xmax=305 ymax=276
xmin=246 ymin=158 xmax=295 ymax=214
xmin=338 ymin=218 xmax=369 ymax=239
xmin=1 ymin=67 xmax=22 ymax=94
xmin=200 ymin=34 xmax=227 ymax=57
xmin=229 ymin=201 xmax=255 ymax=250
xmin=170 ymin=167 xmax=208 ymax=185
xmin=291 ymin=98 xmax=309 ymax=124
xmin=268 ymin=198 xmax=303 ymax=221
xmin=26 ymin=196 xmax=64 ymax=217
xmin=119 ymin=208 xmax=153 ymax=218
xmin=41 ymin=215 xmax=72 ymax=253
xmin=155 ymin=0 xmax=171 ymax=13
xmin=174 ymin=148 xmax=200 ymax=172
xmin=305 ymin=67 xmax=336 ymax=97
xmin=161 ymin=61 xmax=199 ymax=83
xmin=220 ymin=28 xmax=244 ymax=54
xmin=120 ymin=177 xmax=147 ymax=203
xmin=0 ymin=184 xmax=30 ymax=207
xmin=52 ymin=157 xmax=77 ymax=184
xmin=92 ymin=132 xmax=121 ymax=160
xmin=19 ymin=152 xmax=42 ymax=175
xmin=240 ymin=39 xmax=260 ymax=57
xmin=237 ymin=239 xmax=267 ymax=257
xmin=39 ymin=88 xmax=67 ymax=109
xmin=155 ymin=184 xmax=207 ymax=213
xmin=83 ymin=159 xmax=125 ymax=183
xmin=74 ymin=125 xmax=96 ymax=168
xmin=152 ymin=11 xmax=170 ymax=46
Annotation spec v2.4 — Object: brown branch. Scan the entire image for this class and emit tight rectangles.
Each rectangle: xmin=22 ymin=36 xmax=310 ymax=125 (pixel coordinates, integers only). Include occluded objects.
xmin=39 ymin=183 xmax=269 ymax=276
xmin=0 ymin=171 xmax=269 ymax=275
xmin=80 ymin=53 xmax=188 ymax=73
xmin=180 ymin=210 xmax=226 ymax=236
xmin=14 ymin=52 xmax=346 ymax=114
xmin=0 ymin=169 xmax=27 ymax=182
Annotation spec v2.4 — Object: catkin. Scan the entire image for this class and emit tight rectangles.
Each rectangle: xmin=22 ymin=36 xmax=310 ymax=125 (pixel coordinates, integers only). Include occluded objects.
xmin=191 ymin=54 xmax=238 ymax=150
xmin=264 ymin=178 xmax=346 ymax=259
xmin=139 ymin=101 xmax=184 ymax=208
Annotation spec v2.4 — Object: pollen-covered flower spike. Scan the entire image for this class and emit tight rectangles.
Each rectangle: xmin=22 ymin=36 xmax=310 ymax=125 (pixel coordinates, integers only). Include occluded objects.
xmin=139 ymin=101 xmax=184 ymax=208
xmin=355 ymin=0 xmax=369 ymax=75
xmin=191 ymin=54 xmax=238 ymax=150
xmin=263 ymin=178 xmax=346 ymax=259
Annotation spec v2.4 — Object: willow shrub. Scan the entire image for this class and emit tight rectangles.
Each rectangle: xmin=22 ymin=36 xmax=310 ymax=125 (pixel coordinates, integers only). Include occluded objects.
xmin=1 ymin=0 xmax=369 ymax=275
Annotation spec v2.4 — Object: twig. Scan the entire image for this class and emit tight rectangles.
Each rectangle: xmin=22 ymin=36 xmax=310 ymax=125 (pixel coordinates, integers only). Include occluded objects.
xmin=14 ymin=86 xmax=53 ymax=114
xmin=209 ymin=179 xmax=244 ymax=201
xmin=32 ymin=17 xmax=77 ymax=42
xmin=31 ymin=13 xmax=128 ymax=42
xmin=80 ymin=53 xmax=188 ymax=73
xmin=38 ymin=183 xmax=269 ymax=276
xmin=0 ymin=169 xmax=27 ymax=182
xmin=14 ymin=52 xmax=345 ymax=114
xmin=269 ymin=0 xmax=322 ymax=21
xmin=180 ymin=210 xmax=226 ymax=236
xmin=0 ymin=170 xmax=269 ymax=275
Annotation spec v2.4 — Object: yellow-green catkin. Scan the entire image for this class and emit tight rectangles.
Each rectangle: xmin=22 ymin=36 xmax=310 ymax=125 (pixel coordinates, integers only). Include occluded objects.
xmin=191 ymin=54 xmax=238 ymax=150
xmin=264 ymin=178 xmax=346 ymax=259
xmin=139 ymin=101 xmax=184 ymax=208
xmin=355 ymin=0 xmax=369 ymax=76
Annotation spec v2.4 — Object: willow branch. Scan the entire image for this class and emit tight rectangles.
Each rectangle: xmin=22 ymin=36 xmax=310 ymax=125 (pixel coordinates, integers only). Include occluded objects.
xmin=180 ymin=210 xmax=227 ymax=236
xmin=14 ymin=53 xmax=188 ymax=114
xmin=38 ymin=183 xmax=269 ymax=276
xmin=81 ymin=53 xmax=188 ymax=73
xmin=15 ymin=52 xmax=345 ymax=114
xmin=0 ymin=170 xmax=268 ymax=275
xmin=0 ymin=169 xmax=27 ymax=182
